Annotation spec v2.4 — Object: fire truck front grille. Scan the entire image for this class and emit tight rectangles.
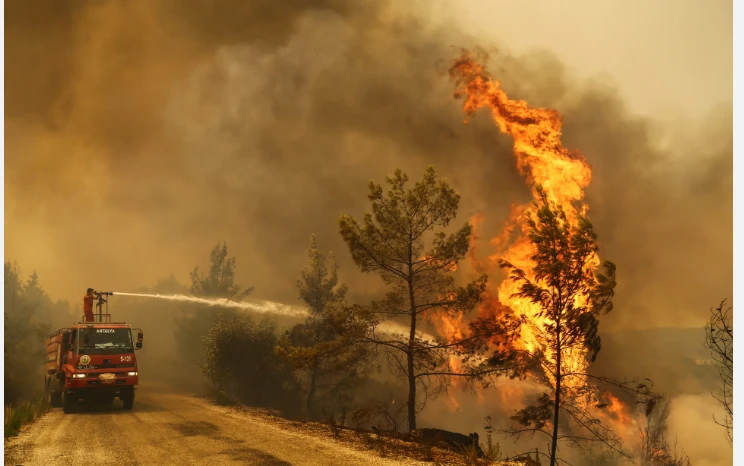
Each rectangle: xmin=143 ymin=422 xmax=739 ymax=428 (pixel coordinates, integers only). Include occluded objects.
xmin=91 ymin=364 xmax=135 ymax=369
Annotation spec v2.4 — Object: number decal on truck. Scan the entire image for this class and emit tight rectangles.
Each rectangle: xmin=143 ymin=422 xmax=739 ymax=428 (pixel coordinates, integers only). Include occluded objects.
xmin=120 ymin=355 xmax=132 ymax=362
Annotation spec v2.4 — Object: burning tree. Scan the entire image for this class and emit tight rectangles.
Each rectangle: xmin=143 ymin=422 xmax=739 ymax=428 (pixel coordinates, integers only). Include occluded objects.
xmin=704 ymin=299 xmax=733 ymax=443
xmin=449 ymin=50 xmax=661 ymax=466
xmin=498 ymin=188 xmax=661 ymax=465
xmin=338 ymin=166 xmax=488 ymax=432
xmin=276 ymin=235 xmax=373 ymax=419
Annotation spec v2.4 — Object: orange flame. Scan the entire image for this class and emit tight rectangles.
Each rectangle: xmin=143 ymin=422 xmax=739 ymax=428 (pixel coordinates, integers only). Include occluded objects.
xmin=433 ymin=311 xmax=468 ymax=412
xmin=450 ymin=53 xmax=592 ymax=208
xmin=449 ymin=51 xmax=598 ymax=393
xmin=595 ymin=392 xmax=637 ymax=444
xmin=434 ymin=52 xmax=633 ymax=436
xmin=602 ymin=393 xmax=632 ymax=427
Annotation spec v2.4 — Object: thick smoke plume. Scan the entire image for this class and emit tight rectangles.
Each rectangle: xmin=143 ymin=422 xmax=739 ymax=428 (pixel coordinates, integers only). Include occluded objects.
xmin=5 ymin=0 xmax=731 ymax=324
xmin=5 ymin=1 xmax=731 ymax=464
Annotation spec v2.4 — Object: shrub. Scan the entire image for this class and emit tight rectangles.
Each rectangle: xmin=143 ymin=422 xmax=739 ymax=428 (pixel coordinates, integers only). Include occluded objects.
xmin=201 ymin=313 xmax=301 ymax=415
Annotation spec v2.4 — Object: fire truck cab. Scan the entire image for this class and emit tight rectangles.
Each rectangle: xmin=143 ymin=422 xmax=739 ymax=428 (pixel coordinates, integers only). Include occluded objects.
xmin=45 ymin=307 xmax=143 ymax=413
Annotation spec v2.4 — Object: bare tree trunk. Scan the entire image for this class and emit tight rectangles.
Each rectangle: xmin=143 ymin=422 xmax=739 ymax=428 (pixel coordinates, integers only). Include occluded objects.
xmin=407 ymin=245 xmax=417 ymax=432
xmin=407 ymin=282 xmax=417 ymax=432
xmin=550 ymin=331 xmax=561 ymax=466
xmin=307 ymin=357 xmax=319 ymax=419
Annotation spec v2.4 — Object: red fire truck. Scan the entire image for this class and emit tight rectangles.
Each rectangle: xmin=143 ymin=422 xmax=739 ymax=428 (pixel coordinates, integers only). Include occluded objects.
xmin=45 ymin=292 xmax=143 ymax=413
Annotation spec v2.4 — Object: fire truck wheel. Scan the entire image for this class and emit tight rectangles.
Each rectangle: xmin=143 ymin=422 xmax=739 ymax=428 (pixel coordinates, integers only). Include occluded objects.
xmin=45 ymin=380 xmax=56 ymax=407
xmin=122 ymin=388 xmax=134 ymax=410
xmin=46 ymin=385 xmax=62 ymax=408
xmin=62 ymin=391 xmax=75 ymax=414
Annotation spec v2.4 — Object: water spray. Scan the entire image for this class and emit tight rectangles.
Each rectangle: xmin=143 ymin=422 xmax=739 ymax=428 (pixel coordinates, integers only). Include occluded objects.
xmin=109 ymin=292 xmax=309 ymax=318
xmin=107 ymin=292 xmax=436 ymax=340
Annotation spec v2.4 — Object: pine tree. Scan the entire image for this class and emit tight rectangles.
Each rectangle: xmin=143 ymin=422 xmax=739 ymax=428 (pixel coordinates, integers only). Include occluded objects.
xmin=277 ymin=235 xmax=372 ymax=418
xmin=338 ymin=166 xmax=487 ymax=431
xmin=499 ymin=186 xmax=657 ymax=465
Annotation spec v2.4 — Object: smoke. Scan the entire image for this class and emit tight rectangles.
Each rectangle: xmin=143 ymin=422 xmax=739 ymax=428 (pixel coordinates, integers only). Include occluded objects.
xmin=5 ymin=1 xmax=730 ymax=327
xmin=666 ymin=394 xmax=732 ymax=466
xmin=5 ymin=0 xmax=730 ymax=462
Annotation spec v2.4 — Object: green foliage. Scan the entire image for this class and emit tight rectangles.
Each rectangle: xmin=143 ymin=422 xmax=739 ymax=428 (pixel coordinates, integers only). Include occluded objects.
xmin=4 ymin=397 xmax=49 ymax=438
xmin=297 ymin=235 xmax=347 ymax=314
xmin=190 ymin=242 xmax=253 ymax=299
xmin=338 ymin=166 xmax=488 ymax=432
xmin=277 ymin=235 xmax=373 ymax=419
xmin=201 ymin=313 xmax=301 ymax=414
xmin=176 ymin=243 xmax=253 ymax=376
xmin=4 ymin=262 xmax=70 ymax=404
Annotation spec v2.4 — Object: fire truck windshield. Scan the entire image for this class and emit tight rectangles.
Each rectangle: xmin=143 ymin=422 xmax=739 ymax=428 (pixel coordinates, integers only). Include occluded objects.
xmin=78 ymin=328 xmax=133 ymax=354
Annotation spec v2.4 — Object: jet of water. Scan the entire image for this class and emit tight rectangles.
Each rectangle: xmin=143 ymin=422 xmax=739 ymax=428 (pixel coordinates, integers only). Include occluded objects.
xmin=111 ymin=292 xmax=309 ymax=318
xmin=112 ymin=292 xmax=440 ymax=342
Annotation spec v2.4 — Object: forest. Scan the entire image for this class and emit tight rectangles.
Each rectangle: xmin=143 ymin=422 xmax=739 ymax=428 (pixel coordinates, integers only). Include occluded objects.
xmin=5 ymin=167 xmax=732 ymax=466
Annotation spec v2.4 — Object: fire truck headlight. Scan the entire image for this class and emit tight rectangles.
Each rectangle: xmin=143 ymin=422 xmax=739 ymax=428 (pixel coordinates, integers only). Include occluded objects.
xmin=73 ymin=373 xmax=86 ymax=378
xmin=127 ymin=371 xmax=138 ymax=377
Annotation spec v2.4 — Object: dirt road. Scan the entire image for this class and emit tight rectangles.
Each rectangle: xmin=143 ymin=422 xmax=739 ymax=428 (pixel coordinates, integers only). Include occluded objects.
xmin=4 ymin=383 xmax=424 ymax=466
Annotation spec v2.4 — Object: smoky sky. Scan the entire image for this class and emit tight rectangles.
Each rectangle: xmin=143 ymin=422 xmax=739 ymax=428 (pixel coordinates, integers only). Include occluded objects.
xmin=4 ymin=3 xmax=732 ymax=464
xmin=4 ymin=0 xmax=732 ymax=334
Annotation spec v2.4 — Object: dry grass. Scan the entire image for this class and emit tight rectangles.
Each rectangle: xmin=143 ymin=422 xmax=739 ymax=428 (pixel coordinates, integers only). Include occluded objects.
xmin=4 ymin=398 xmax=49 ymax=438
xmin=223 ymin=403 xmax=532 ymax=465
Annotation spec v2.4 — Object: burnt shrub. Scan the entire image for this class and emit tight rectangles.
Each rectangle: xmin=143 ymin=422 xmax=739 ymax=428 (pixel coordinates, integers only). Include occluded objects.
xmin=201 ymin=312 xmax=301 ymax=415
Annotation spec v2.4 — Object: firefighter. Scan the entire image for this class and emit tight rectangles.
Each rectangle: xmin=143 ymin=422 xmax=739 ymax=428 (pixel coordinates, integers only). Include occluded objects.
xmin=83 ymin=288 xmax=96 ymax=322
